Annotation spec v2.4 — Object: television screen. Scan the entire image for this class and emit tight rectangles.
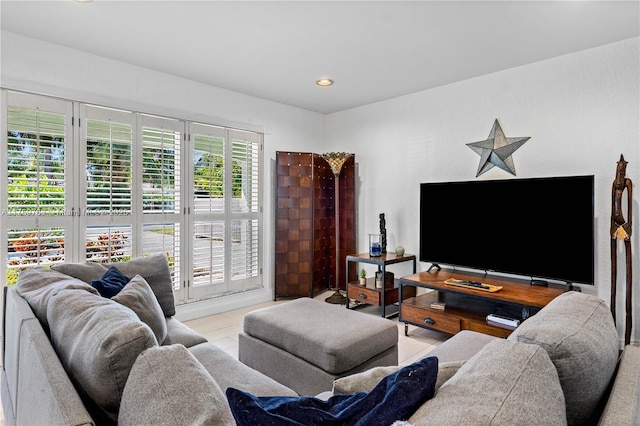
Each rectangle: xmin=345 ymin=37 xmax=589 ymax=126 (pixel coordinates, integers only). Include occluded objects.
xmin=419 ymin=175 xmax=594 ymax=285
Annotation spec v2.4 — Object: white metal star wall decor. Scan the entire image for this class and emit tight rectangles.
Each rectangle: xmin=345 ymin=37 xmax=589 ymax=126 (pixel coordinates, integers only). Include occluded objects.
xmin=466 ymin=119 xmax=530 ymax=177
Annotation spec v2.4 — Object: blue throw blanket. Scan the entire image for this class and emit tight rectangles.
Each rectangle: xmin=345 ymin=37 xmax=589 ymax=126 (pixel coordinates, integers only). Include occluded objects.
xmin=226 ymin=356 xmax=438 ymax=425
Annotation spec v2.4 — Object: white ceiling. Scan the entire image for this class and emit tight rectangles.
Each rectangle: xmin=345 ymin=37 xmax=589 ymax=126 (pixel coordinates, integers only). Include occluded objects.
xmin=1 ymin=1 xmax=638 ymax=114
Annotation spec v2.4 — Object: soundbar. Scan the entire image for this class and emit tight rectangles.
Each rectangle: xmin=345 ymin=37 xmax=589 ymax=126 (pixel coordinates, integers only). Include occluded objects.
xmin=486 ymin=314 xmax=520 ymax=330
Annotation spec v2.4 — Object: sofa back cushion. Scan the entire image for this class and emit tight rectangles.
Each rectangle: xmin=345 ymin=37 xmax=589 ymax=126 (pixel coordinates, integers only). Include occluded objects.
xmin=16 ymin=267 xmax=99 ymax=329
xmin=112 ymin=275 xmax=168 ymax=344
xmin=410 ymin=339 xmax=567 ymax=425
xmin=52 ymin=254 xmax=176 ymax=317
xmin=47 ymin=288 xmax=158 ymax=423
xmin=119 ymin=344 xmax=235 ymax=426
xmin=51 ymin=262 xmax=108 ymax=284
xmin=508 ymin=291 xmax=619 ymax=425
xmin=109 ymin=254 xmax=176 ymax=317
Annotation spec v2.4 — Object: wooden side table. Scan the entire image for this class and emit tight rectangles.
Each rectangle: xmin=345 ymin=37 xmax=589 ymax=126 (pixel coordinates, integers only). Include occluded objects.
xmin=345 ymin=252 xmax=417 ymax=317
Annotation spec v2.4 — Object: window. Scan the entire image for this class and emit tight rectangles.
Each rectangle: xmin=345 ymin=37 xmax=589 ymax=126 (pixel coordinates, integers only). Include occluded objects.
xmin=2 ymin=92 xmax=73 ymax=284
xmin=81 ymin=105 xmax=134 ymax=264
xmin=187 ymin=124 xmax=262 ymax=300
xmin=1 ymin=90 xmax=263 ymax=305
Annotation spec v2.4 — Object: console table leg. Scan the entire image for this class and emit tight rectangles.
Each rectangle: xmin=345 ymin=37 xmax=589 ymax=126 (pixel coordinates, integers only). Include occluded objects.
xmin=404 ymin=323 xmax=409 ymax=336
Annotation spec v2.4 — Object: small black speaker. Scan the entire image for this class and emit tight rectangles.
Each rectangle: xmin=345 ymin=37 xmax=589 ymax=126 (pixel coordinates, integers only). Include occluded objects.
xmin=530 ymin=279 xmax=548 ymax=287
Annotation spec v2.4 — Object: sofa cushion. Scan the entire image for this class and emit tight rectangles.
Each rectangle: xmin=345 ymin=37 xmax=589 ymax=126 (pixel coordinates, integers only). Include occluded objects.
xmin=15 ymin=267 xmax=99 ymax=329
xmin=189 ymin=342 xmax=297 ymax=397
xmin=508 ymin=291 xmax=619 ymax=425
xmin=51 ymin=261 xmax=108 ymax=283
xmin=426 ymin=329 xmax=498 ymax=363
xmin=119 ymin=344 xmax=235 ymax=426
xmin=52 ymin=255 xmax=176 ymax=317
xmin=410 ymin=339 xmax=567 ymax=425
xmin=226 ymin=356 xmax=438 ymax=426
xmin=599 ymin=344 xmax=640 ymax=426
xmin=332 ymin=360 xmax=465 ymax=395
xmin=110 ymin=254 xmax=176 ymax=317
xmin=163 ymin=317 xmax=208 ymax=347
xmin=47 ymin=288 xmax=158 ymax=423
xmin=91 ymin=265 xmax=130 ymax=298
xmin=112 ymin=274 xmax=168 ymax=344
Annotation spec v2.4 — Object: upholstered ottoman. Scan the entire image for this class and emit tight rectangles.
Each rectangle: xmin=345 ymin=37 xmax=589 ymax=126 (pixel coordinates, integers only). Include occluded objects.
xmin=238 ymin=297 xmax=399 ymax=395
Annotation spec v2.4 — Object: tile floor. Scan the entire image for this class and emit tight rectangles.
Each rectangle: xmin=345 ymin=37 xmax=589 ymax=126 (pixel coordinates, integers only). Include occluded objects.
xmin=184 ymin=290 xmax=451 ymax=368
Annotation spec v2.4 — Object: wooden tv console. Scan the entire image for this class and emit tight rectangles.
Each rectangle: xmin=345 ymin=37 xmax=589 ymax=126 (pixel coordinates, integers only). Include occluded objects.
xmin=398 ymin=269 xmax=564 ymax=338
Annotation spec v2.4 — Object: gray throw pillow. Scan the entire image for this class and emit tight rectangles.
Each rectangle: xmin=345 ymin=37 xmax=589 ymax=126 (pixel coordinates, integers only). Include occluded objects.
xmin=508 ymin=291 xmax=619 ymax=425
xmin=16 ymin=267 xmax=99 ymax=329
xmin=410 ymin=339 xmax=567 ymax=425
xmin=112 ymin=275 xmax=168 ymax=344
xmin=119 ymin=344 xmax=235 ymax=426
xmin=110 ymin=254 xmax=176 ymax=317
xmin=47 ymin=288 xmax=158 ymax=422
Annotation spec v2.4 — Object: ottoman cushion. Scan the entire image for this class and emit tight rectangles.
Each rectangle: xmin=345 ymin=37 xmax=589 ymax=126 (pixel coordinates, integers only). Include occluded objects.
xmin=243 ymin=298 xmax=398 ymax=374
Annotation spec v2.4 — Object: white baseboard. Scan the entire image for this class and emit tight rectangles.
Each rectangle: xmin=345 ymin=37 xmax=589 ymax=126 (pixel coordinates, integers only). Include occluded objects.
xmin=174 ymin=288 xmax=274 ymax=322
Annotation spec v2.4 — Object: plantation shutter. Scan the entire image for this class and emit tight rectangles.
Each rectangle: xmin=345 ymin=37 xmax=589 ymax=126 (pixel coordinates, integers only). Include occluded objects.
xmin=2 ymin=91 xmax=73 ymax=284
xmin=139 ymin=114 xmax=183 ymax=294
xmin=3 ymin=91 xmax=263 ymax=305
xmin=229 ymin=129 xmax=261 ymax=290
xmin=80 ymin=105 xmax=134 ymax=263
xmin=189 ymin=123 xmax=227 ymax=297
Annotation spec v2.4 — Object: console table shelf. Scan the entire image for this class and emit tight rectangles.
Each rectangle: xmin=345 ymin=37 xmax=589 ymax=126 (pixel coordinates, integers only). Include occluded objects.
xmin=345 ymin=252 xmax=417 ymax=318
xmin=399 ymin=269 xmax=564 ymax=338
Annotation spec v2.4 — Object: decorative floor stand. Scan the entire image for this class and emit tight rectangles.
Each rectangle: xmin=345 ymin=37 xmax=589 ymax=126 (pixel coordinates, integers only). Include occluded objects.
xmin=323 ymin=152 xmax=354 ymax=305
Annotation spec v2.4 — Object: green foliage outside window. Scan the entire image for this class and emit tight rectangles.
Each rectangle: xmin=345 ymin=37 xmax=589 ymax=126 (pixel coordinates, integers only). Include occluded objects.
xmin=194 ymin=153 xmax=243 ymax=198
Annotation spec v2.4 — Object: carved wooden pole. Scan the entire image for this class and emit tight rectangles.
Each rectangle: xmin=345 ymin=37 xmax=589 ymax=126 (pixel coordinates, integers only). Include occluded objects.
xmin=610 ymin=154 xmax=633 ymax=345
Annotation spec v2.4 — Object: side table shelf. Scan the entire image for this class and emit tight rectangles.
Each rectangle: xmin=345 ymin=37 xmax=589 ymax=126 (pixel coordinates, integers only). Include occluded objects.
xmin=399 ymin=269 xmax=564 ymax=338
xmin=345 ymin=252 xmax=417 ymax=318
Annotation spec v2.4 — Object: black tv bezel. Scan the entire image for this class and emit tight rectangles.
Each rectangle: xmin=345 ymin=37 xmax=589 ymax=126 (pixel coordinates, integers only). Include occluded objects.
xmin=419 ymin=175 xmax=595 ymax=285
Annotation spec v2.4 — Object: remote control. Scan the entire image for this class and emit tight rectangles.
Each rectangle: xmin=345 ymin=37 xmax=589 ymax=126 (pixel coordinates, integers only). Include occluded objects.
xmin=448 ymin=279 xmax=490 ymax=290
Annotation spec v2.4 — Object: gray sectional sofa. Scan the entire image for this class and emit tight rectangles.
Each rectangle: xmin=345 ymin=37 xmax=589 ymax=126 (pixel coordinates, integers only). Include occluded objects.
xmin=1 ymin=255 xmax=296 ymax=425
xmin=2 ymin=255 xmax=640 ymax=425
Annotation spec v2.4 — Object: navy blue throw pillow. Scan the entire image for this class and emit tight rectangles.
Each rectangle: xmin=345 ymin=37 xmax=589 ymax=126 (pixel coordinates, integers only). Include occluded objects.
xmin=91 ymin=266 xmax=130 ymax=298
xmin=226 ymin=356 xmax=438 ymax=426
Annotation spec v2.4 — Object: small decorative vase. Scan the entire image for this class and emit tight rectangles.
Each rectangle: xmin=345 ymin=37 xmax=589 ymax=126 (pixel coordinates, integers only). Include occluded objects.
xmin=395 ymin=246 xmax=405 ymax=256
xmin=375 ymin=271 xmax=383 ymax=288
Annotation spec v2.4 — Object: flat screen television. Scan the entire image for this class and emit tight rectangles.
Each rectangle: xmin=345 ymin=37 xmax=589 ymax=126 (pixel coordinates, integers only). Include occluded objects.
xmin=419 ymin=175 xmax=595 ymax=285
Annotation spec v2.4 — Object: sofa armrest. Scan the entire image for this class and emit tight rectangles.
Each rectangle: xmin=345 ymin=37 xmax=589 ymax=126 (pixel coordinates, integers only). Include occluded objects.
xmin=426 ymin=330 xmax=498 ymax=363
xmin=598 ymin=345 xmax=640 ymax=425
xmin=3 ymin=286 xmax=94 ymax=425
xmin=15 ymin=320 xmax=95 ymax=425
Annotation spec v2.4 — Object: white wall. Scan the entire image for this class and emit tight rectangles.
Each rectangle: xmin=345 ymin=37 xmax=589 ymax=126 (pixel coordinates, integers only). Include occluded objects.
xmin=326 ymin=37 xmax=640 ymax=341
xmin=0 ymin=31 xmax=326 ymax=317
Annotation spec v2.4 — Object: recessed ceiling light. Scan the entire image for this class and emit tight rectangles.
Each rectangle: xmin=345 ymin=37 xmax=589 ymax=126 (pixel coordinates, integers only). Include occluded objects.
xmin=316 ymin=79 xmax=334 ymax=87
